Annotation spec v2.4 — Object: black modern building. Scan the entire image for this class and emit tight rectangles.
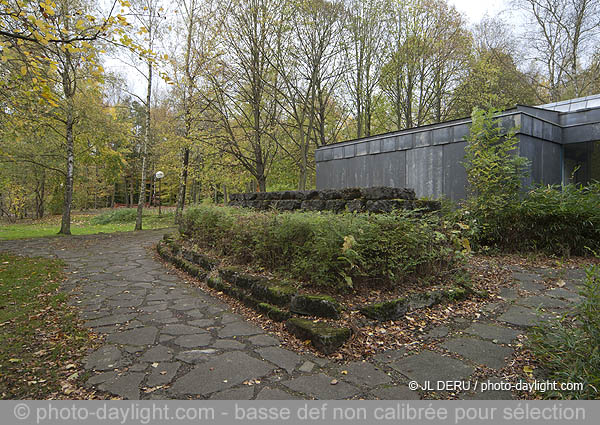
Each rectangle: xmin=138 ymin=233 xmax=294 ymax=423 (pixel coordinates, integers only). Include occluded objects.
xmin=315 ymin=95 xmax=600 ymax=200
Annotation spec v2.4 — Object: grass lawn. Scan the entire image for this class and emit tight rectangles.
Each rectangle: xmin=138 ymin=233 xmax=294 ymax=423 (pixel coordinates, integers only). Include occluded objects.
xmin=0 ymin=253 xmax=97 ymax=399
xmin=0 ymin=208 xmax=174 ymax=240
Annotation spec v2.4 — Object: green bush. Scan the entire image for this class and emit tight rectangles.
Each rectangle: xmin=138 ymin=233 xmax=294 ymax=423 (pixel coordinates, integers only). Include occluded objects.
xmin=463 ymin=183 xmax=600 ymax=256
xmin=528 ymin=262 xmax=600 ymax=399
xmin=180 ymin=205 xmax=463 ymax=289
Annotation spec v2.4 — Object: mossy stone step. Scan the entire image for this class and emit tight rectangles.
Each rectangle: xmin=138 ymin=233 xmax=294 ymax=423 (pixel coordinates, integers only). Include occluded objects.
xmin=360 ymin=287 xmax=469 ymax=321
xmin=290 ymin=294 xmax=342 ymax=319
xmin=286 ymin=318 xmax=351 ymax=354
xmin=219 ymin=267 xmax=297 ymax=307
xmin=181 ymin=248 xmax=218 ymax=271
xmin=257 ymin=303 xmax=291 ymax=322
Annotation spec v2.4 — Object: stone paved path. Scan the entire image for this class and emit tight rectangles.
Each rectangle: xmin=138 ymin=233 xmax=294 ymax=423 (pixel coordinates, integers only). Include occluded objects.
xmin=0 ymin=230 xmax=586 ymax=400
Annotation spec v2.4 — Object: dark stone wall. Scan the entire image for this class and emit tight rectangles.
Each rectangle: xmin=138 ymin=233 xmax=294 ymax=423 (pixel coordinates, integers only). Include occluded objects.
xmin=228 ymin=187 xmax=442 ymax=213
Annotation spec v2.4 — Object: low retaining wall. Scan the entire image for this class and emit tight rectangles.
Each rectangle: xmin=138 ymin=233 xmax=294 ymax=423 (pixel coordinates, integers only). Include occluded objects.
xmin=228 ymin=186 xmax=441 ymax=213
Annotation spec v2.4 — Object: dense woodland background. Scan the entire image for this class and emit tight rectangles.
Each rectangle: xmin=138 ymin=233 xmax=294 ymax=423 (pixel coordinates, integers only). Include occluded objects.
xmin=1 ymin=0 xmax=600 ymax=232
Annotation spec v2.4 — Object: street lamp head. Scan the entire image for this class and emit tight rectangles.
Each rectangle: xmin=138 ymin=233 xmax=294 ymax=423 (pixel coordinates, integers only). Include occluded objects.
xmin=155 ymin=171 xmax=165 ymax=179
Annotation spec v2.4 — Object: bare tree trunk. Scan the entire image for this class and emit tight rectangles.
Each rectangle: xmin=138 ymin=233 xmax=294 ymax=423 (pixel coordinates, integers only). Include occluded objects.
xmin=59 ymin=95 xmax=74 ymax=235
xmin=175 ymin=148 xmax=189 ymax=222
xmin=135 ymin=59 xmax=152 ymax=231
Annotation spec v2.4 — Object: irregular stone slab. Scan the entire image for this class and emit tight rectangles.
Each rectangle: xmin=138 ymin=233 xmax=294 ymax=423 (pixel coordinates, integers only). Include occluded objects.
xmin=443 ymin=337 xmax=514 ymax=369
xmin=517 ymin=295 xmax=570 ymax=310
xmin=282 ymin=373 xmax=360 ymax=400
xmin=188 ymin=319 xmax=215 ymax=327
xmin=84 ymin=346 xmax=123 ymax=371
xmin=221 ymin=313 xmax=244 ymax=324
xmin=185 ymin=310 xmax=207 ymax=319
xmin=498 ymin=287 xmax=518 ymax=301
xmin=86 ymin=314 xmax=137 ymax=328
xmin=390 ymin=350 xmax=473 ymax=383
xmin=173 ymin=334 xmax=213 ymax=348
xmin=123 ymin=345 xmax=145 ymax=354
xmin=140 ymin=345 xmax=174 ymax=362
xmin=171 ymin=301 xmax=201 ymax=311
xmin=423 ymin=325 xmax=449 ymax=339
xmin=162 ymin=324 xmax=206 ymax=335
xmin=218 ymin=322 xmax=263 ymax=338
xmin=286 ymin=318 xmax=351 ymax=355
xmin=256 ymin=347 xmax=302 ymax=373
xmin=146 ymin=362 xmax=181 ymax=387
xmin=298 ymin=361 xmax=315 ymax=373
xmin=209 ymin=387 xmax=255 ymax=400
xmin=497 ymin=306 xmax=549 ymax=328
xmin=176 ymin=349 xmax=219 ymax=364
xmin=256 ymin=387 xmax=300 ymax=400
xmin=213 ymin=340 xmax=245 ymax=350
xmin=341 ymin=362 xmax=391 ymax=387
xmin=107 ymin=298 xmax=143 ymax=308
xmin=170 ymin=351 xmax=276 ymax=396
xmin=86 ymin=371 xmax=118 ymax=386
xmin=249 ymin=334 xmax=280 ymax=346
xmin=99 ymin=372 xmax=145 ymax=400
xmin=107 ymin=327 xmax=158 ymax=346
xmin=545 ymin=288 xmax=582 ymax=303
xmin=128 ymin=363 xmax=148 ymax=372
xmin=464 ymin=323 xmax=522 ymax=344
xmin=373 ymin=349 xmax=408 ymax=364
xmin=515 ymin=280 xmax=545 ymax=293
xmin=371 ymin=385 xmax=420 ymax=400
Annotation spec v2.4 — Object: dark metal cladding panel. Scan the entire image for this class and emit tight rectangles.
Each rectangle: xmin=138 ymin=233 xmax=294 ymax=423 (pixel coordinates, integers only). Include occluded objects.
xmin=541 ymin=141 xmax=562 ymax=185
xmin=520 ymin=115 xmax=532 ymax=135
xmin=315 ymin=160 xmax=332 ymax=189
xmin=532 ymin=118 xmax=544 ymax=139
xmin=382 ymin=136 xmax=397 ymax=152
xmin=333 ymin=146 xmax=344 ymax=160
xmin=370 ymin=139 xmax=382 ymax=154
xmin=397 ymin=133 xmax=414 ymax=150
xmin=443 ymin=142 xmax=468 ymax=201
xmin=406 ymin=145 xmax=443 ymax=198
xmin=414 ymin=130 xmax=432 ymax=147
xmin=356 ymin=141 xmax=368 ymax=156
xmin=564 ymin=123 xmax=600 ymax=143
xmin=368 ymin=151 xmax=407 ymax=188
xmin=315 ymin=149 xmax=325 ymax=162
xmin=322 ymin=148 xmax=333 ymax=161
xmin=543 ymin=121 xmax=554 ymax=141
xmin=453 ymin=123 xmax=469 ymax=142
xmin=433 ymin=126 xmax=452 ymax=145
xmin=519 ymin=135 xmax=543 ymax=186
xmin=344 ymin=144 xmax=355 ymax=158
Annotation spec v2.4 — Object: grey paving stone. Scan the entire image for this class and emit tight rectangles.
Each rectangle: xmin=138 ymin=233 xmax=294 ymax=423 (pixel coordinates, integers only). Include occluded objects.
xmin=282 ymin=373 xmax=360 ymax=400
xmin=170 ymin=351 xmax=276 ymax=396
xmin=390 ymin=350 xmax=474 ymax=383
xmin=99 ymin=372 xmax=145 ymax=400
xmin=256 ymin=347 xmax=302 ymax=373
xmin=371 ymin=385 xmax=420 ymax=400
xmin=146 ymin=362 xmax=181 ymax=387
xmin=256 ymin=387 xmax=300 ymax=400
xmin=173 ymin=334 xmax=213 ymax=348
xmin=442 ymin=337 xmax=514 ymax=369
xmin=86 ymin=371 xmax=118 ymax=386
xmin=84 ymin=345 xmax=123 ymax=371
xmin=249 ymin=334 xmax=280 ymax=346
xmin=209 ymin=387 xmax=255 ymax=400
xmin=107 ymin=327 xmax=158 ymax=345
xmin=423 ymin=325 xmax=449 ymax=339
xmin=86 ymin=314 xmax=138 ymax=328
xmin=373 ymin=349 xmax=408 ymax=364
xmin=341 ymin=362 xmax=391 ymax=387
xmin=218 ymin=322 xmax=263 ymax=338
xmin=213 ymin=340 xmax=246 ymax=350
xmin=298 ymin=361 xmax=315 ymax=373
xmin=123 ymin=345 xmax=145 ymax=354
xmin=128 ymin=363 xmax=148 ymax=372
xmin=188 ymin=319 xmax=216 ymax=327
xmin=162 ymin=324 xmax=206 ymax=335
xmin=545 ymin=288 xmax=583 ymax=303
xmin=140 ymin=345 xmax=174 ymax=362
xmin=517 ymin=295 xmax=570 ymax=310
xmin=221 ymin=313 xmax=244 ymax=324
xmin=464 ymin=323 xmax=522 ymax=344
xmin=175 ymin=349 xmax=219 ymax=364
xmin=498 ymin=287 xmax=518 ymax=301
xmin=497 ymin=306 xmax=549 ymax=328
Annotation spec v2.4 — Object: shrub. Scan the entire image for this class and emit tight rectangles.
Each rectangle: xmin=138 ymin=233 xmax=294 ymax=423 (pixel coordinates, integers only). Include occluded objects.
xmin=180 ymin=205 xmax=463 ymax=289
xmin=91 ymin=208 xmax=173 ymax=225
xmin=528 ymin=262 xmax=600 ymax=399
xmin=463 ymin=183 xmax=600 ymax=256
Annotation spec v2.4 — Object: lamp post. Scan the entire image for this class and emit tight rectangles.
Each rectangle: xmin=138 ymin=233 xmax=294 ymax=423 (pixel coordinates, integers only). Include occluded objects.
xmin=155 ymin=171 xmax=164 ymax=215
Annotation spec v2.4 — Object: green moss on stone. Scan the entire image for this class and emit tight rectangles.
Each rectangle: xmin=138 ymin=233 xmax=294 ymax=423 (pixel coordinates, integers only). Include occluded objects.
xmin=286 ymin=318 xmax=351 ymax=354
xmin=360 ymin=298 xmax=408 ymax=321
xmin=290 ymin=294 xmax=341 ymax=319
xmin=257 ymin=303 xmax=291 ymax=321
